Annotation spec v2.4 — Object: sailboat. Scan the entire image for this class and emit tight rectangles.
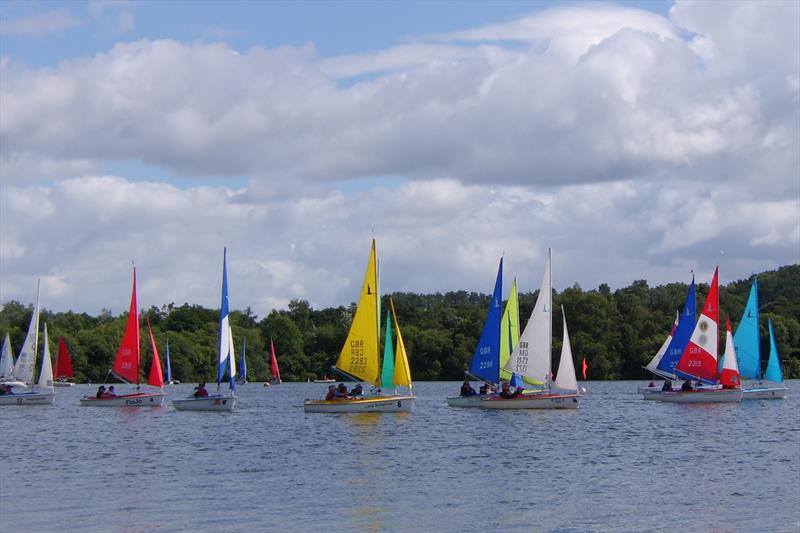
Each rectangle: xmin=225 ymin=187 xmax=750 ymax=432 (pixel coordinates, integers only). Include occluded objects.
xmin=304 ymin=240 xmax=414 ymax=413
xmin=164 ymin=340 xmax=180 ymax=384
xmin=269 ymin=337 xmax=282 ymax=385
xmin=80 ymin=268 xmax=166 ymax=406
xmin=0 ymin=294 xmax=56 ymax=407
xmin=0 ymin=333 xmax=25 ymax=388
xmin=482 ymin=249 xmax=582 ymax=409
xmin=173 ymin=248 xmax=237 ymax=412
xmin=733 ymin=277 xmax=788 ymax=400
xmin=237 ymin=337 xmax=248 ymax=384
xmin=643 ymin=267 xmax=743 ymax=403
xmin=53 ymin=336 xmax=75 ymax=386
xmin=446 ymin=258 xmax=503 ymax=407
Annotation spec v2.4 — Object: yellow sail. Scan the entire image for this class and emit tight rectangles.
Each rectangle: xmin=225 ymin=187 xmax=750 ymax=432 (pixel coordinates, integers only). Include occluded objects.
xmin=390 ymin=298 xmax=412 ymax=389
xmin=499 ymin=277 xmax=520 ymax=382
xmin=335 ymin=240 xmax=380 ymax=385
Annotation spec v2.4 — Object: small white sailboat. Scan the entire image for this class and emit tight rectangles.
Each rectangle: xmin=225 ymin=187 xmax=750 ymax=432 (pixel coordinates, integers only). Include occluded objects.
xmin=0 ymin=333 xmax=26 ymax=388
xmin=80 ymin=268 xmax=166 ymax=407
xmin=304 ymin=240 xmax=414 ymax=413
xmin=173 ymin=248 xmax=237 ymax=412
xmin=0 ymin=281 xmax=55 ymax=405
xmin=481 ymin=249 xmax=582 ymax=409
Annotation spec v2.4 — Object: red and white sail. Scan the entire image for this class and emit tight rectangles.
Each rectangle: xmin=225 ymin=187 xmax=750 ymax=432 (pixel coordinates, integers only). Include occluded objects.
xmin=675 ymin=267 xmax=719 ymax=381
xmin=720 ymin=317 xmax=741 ymax=388
xmin=111 ymin=268 xmax=141 ymax=384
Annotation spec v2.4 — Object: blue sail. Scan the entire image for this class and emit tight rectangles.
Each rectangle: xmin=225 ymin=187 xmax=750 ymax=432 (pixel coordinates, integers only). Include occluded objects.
xmin=240 ymin=337 xmax=248 ymax=382
xmin=733 ymin=277 xmax=760 ymax=380
xmin=656 ymin=277 xmax=696 ymax=378
xmin=468 ymin=258 xmax=503 ymax=384
xmin=764 ymin=320 xmax=784 ymax=382
xmin=217 ymin=247 xmax=235 ymax=390
xmin=165 ymin=340 xmax=172 ymax=383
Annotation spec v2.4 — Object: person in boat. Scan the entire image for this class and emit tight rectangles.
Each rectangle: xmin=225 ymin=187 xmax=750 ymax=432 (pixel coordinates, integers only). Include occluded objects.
xmin=513 ymin=386 xmax=525 ymax=398
xmin=193 ymin=382 xmax=209 ymax=398
xmin=499 ymin=382 xmax=516 ymax=399
xmin=107 ymin=385 xmax=117 ymax=397
xmin=336 ymin=383 xmax=350 ymax=399
xmin=662 ymin=380 xmax=673 ymax=391
xmin=648 ymin=381 xmax=656 ymax=388
xmin=350 ymin=383 xmax=364 ymax=397
xmin=0 ymin=384 xmax=12 ymax=395
xmin=95 ymin=385 xmax=110 ymax=399
xmin=460 ymin=380 xmax=478 ymax=397
xmin=325 ymin=384 xmax=337 ymax=400
xmin=681 ymin=380 xmax=693 ymax=391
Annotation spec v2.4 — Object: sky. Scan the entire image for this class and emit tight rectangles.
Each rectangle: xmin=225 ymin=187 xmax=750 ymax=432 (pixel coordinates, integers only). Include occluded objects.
xmin=1 ymin=0 xmax=798 ymax=318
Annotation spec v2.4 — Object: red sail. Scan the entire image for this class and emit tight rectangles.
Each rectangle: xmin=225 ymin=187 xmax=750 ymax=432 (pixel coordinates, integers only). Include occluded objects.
xmin=676 ymin=267 xmax=719 ymax=381
xmin=270 ymin=337 xmax=281 ymax=382
xmin=55 ymin=336 xmax=74 ymax=379
xmin=111 ymin=268 xmax=141 ymax=384
xmin=146 ymin=318 xmax=164 ymax=388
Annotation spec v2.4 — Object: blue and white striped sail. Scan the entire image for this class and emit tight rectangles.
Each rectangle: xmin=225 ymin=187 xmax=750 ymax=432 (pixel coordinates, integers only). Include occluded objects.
xmin=165 ymin=340 xmax=172 ymax=383
xmin=733 ymin=277 xmax=760 ymax=380
xmin=468 ymin=258 xmax=503 ymax=384
xmin=217 ymin=248 xmax=236 ymax=391
xmin=765 ymin=320 xmax=784 ymax=382
xmin=655 ymin=277 xmax=695 ymax=379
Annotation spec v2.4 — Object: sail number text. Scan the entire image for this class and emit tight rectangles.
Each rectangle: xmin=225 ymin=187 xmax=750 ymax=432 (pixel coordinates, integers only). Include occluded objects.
xmin=515 ymin=342 xmax=529 ymax=372
xmin=349 ymin=340 xmax=367 ymax=373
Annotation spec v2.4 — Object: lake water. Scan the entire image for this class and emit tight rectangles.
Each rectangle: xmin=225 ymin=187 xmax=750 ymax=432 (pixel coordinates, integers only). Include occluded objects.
xmin=1 ymin=381 xmax=798 ymax=533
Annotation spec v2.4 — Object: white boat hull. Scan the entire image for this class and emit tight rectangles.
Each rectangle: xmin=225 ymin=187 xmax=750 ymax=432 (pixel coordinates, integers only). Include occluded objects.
xmin=304 ymin=395 xmax=415 ymax=413
xmin=0 ymin=391 xmax=55 ymax=405
xmin=0 ymin=380 xmax=28 ymax=388
xmin=446 ymin=395 xmax=489 ymax=408
xmin=480 ymin=392 xmax=581 ymax=409
xmin=172 ymin=395 xmax=236 ymax=412
xmin=53 ymin=382 xmax=74 ymax=387
xmin=742 ymin=386 xmax=788 ymax=400
xmin=642 ymin=388 xmax=743 ymax=402
xmin=80 ymin=392 xmax=166 ymax=407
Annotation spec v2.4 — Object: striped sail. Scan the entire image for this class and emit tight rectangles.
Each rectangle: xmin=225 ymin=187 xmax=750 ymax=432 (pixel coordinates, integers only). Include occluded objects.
xmin=655 ymin=278 xmax=696 ymax=379
xmin=390 ymin=298 xmax=412 ymax=389
xmin=675 ymin=267 xmax=719 ymax=383
xmin=13 ymin=280 xmax=40 ymax=385
xmin=111 ymin=269 xmax=141 ymax=384
xmin=38 ymin=323 xmax=54 ymax=391
xmin=764 ymin=320 xmax=784 ymax=382
xmin=505 ymin=249 xmax=552 ymax=386
xmin=553 ymin=307 xmax=578 ymax=392
xmin=499 ymin=277 xmax=519 ymax=382
xmin=719 ymin=318 xmax=741 ymax=388
xmin=468 ymin=258 xmax=503 ymax=384
xmin=733 ymin=277 xmax=760 ymax=380
xmin=335 ymin=240 xmax=380 ymax=385
xmin=217 ymin=248 xmax=236 ymax=390
xmin=380 ymin=310 xmax=395 ymax=390
xmin=0 ymin=333 xmax=15 ymax=380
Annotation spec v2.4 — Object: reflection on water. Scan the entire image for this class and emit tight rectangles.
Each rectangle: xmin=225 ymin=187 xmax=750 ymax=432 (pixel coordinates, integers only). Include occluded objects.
xmin=1 ymin=381 xmax=798 ymax=533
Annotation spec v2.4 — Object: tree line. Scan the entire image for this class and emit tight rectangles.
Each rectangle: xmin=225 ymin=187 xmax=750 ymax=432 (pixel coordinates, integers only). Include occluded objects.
xmin=1 ymin=264 xmax=798 ymax=383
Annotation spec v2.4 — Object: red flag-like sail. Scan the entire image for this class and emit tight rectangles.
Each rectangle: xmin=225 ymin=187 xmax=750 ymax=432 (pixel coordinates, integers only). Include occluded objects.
xmin=582 ymin=357 xmax=588 ymax=380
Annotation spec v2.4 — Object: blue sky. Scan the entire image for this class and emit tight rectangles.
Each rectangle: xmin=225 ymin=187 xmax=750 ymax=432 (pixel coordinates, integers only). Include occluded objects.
xmin=1 ymin=0 xmax=797 ymax=316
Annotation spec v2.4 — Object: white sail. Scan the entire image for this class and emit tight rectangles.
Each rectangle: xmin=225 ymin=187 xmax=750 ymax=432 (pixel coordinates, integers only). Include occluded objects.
xmin=644 ymin=311 xmax=678 ymax=374
xmin=0 ymin=333 xmax=14 ymax=380
xmin=504 ymin=249 xmax=552 ymax=386
xmin=554 ymin=307 xmax=578 ymax=392
xmin=13 ymin=281 xmax=41 ymax=385
xmin=38 ymin=324 xmax=54 ymax=391
xmin=228 ymin=325 xmax=237 ymax=380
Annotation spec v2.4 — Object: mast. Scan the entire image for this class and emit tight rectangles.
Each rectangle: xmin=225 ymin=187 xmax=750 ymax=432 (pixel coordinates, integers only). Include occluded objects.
xmin=547 ymin=248 xmax=553 ymax=390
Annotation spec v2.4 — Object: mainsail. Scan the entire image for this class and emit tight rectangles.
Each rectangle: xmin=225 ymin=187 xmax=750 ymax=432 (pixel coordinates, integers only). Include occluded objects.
xmin=217 ymin=248 xmax=236 ymax=390
xmin=14 ymin=280 xmax=41 ymax=385
xmin=55 ymin=337 xmax=74 ymax=380
xmin=0 ymin=333 xmax=15 ymax=380
xmin=553 ymin=307 xmax=578 ymax=392
xmin=675 ymin=267 xmax=719 ymax=383
xmin=269 ymin=338 xmax=281 ymax=383
xmin=468 ymin=258 xmax=503 ymax=384
xmin=733 ymin=277 xmax=760 ymax=380
xmin=654 ymin=278 xmax=696 ymax=379
xmin=334 ymin=240 xmax=380 ymax=385
xmin=111 ymin=269 xmax=141 ymax=385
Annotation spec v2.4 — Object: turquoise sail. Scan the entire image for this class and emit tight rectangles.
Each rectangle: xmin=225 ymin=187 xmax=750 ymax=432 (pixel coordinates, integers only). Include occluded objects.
xmin=733 ymin=277 xmax=760 ymax=380
xmin=468 ymin=258 xmax=503 ymax=384
xmin=165 ymin=340 xmax=172 ymax=383
xmin=380 ymin=310 xmax=395 ymax=390
xmin=765 ymin=320 xmax=784 ymax=382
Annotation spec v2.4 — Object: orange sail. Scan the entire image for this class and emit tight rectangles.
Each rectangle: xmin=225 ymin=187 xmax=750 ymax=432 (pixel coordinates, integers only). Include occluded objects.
xmin=55 ymin=336 xmax=74 ymax=380
xmin=111 ymin=268 xmax=141 ymax=384
xmin=146 ymin=318 xmax=164 ymax=389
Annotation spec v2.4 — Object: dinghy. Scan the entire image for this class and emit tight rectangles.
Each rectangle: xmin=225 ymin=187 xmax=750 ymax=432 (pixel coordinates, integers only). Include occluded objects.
xmin=173 ymin=248 xmax=237 ymax=412
xmin=481 ymin=249 xmax=582 ymax=409
xmin=304 ymin=240 xmax=414 ymax=413
xmin=80 ymin=268 xmax=166 ymax=407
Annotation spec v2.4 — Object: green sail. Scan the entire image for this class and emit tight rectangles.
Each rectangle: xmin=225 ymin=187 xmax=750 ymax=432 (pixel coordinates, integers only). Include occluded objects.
xmin=380 ymin=309 xmax=395 ymax=390
xmin=499 ymin=278 xmax=520 ymax=382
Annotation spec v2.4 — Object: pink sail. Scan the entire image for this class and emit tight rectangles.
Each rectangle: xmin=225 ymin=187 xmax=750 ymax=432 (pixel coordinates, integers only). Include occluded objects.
xmin=269 ymin=337 xmax=281 ymax=383
xmin=146 ymin=318 xmax=164 ymax=389
xmin=111 ymin=268 xmax=141 ymax=384
xmin=676 ymin=267 xmax=719 ymax=381
xmin=55 ymin=336 xmax=74 ymax=379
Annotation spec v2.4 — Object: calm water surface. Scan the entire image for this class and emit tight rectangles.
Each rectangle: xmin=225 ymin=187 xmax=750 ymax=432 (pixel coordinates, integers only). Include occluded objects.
xmin=1 ymin=381 xmax=798 ymax=533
